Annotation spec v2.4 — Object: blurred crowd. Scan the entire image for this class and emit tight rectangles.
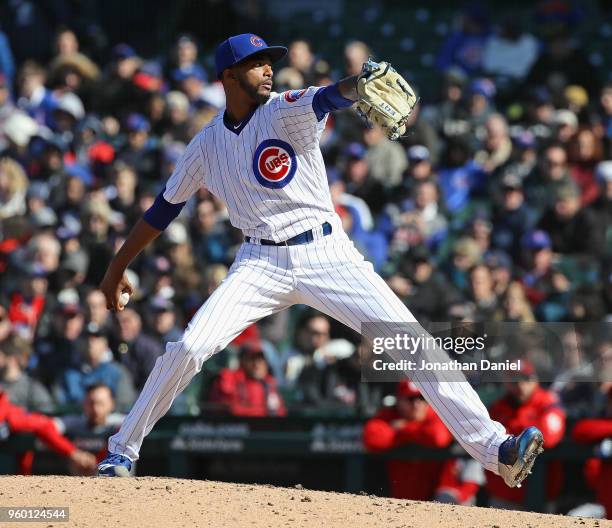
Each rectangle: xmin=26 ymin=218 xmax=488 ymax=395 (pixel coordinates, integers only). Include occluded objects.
xmin=0 ymin=0 xmax=611 ymax=514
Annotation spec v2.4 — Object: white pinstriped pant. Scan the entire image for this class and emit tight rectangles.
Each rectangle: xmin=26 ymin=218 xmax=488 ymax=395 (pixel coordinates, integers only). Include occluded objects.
xmin=108 ymin=218 xmax=508 ymax=474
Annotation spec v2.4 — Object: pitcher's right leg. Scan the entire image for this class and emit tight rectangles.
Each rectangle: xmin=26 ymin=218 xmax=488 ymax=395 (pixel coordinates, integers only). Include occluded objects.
xmin=104 ymin=244 xmax=296 ymax=464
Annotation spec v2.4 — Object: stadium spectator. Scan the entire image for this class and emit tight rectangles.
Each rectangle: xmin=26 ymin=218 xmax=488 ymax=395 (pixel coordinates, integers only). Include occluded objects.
xmin=390 ymin=145 xmax=436 ymax=210
xmin=475 ymin=113 xmax=512 ymax=175
xmin=491 ymin=171 xmax=538 ymax=256
xmin=571 ymin=381 xmax=612 ymax=520
xmin=163 ymin=91 xmax=192 ymax=144
xmin=295 ymin=340 xmax=358 ymax=408
xmin=438 ymin=138 xmax=485 ymax=214
xmin=94 ymin=43 xmax=141 ymax=116
xmin=54 ymin=322 xmax=135 ymax=411
xmin=499 ymin=281 xmax=535 ymax=323
xmin=33 ymin=288 xmax=83 ymax=386
xmin=172 ymin=64 xmax=225 ymax=110
xmin=422 ymin=68 xmax=467 ymax=141
xmin=504 ymin=131 xmax=538 ymax=184
xmin=592 ymin=162 xmax=612 ymax=250
xmin=392 ymin=246 xmax=460 ymax=322
xmin=524 ymin=143 xmax=572 ymax=215
xmin=537 ymin=182 xmax=604 ymax=257
xmin=482 ymin=16 xmax=538 ymax=80
xmin=287 ymin=39 xmax=316 ymax=86
xmin=0 ymin=334 xmax=54 ymax=412
xmin=208 ymin=345 xmax=286 ymax=417
xmin=467 ymin=263 xmax=499 ymax=320
xmin=2 ymin=111 xmax=38 ymax=164
xmin=551 ymin=329 xmax=595 ymax=419
xmin=446 ymin=237 xmax=483 ymax=293
xmin=15 ymin=61 xmax=54 ymax=125
xmin=286 ymin=313 xmax=331 ymax=382
xmin=363 ymin=381 xmax=461 ymax=501
xmin=84 ymin=289 xmax=112 ymax=334
xmin=146 ymin=296 xmax=183 ymax=343
xmin=600 ymin=82 xmax=612 ymax=158
xmin=363 ymin=124 xmax=408 ymax=188
xmin=342 ymin=142 xmax=386 ymax=216
xmin=112 ymin=308 xmax=164 ymax=391
xmin=54 ymin=381 xmax=127 ymax=473
xmin=57 ymin=382 xmax=124 ymax=436
xmin=0 ymin=157 xmax=28 ymax=220
xmin=53 ymin=27 xmax=80 ymax=57
xmin=553 ymin=109 xmax=578 ymax=145
xmin=483 ymin=249 xmax=512 ymax=299
xmin=0 ymin=29 xmax=14 ymax=85
xmin=189 ymin=198 xmax=235 ymax=267
xmin=466 ymin=79 xmax=496 ymax=136
xmin=118 ymin=113 xmax=161 ymax=183
xmin=51 ymin=92 xmax=85 ymax=135
xmin=0 ymin=387 xmax=97 ymax=475
xmin=344 ymin=41 xmax=370 ymax=76
xmin=567 ymin=126 xmax=604 ymax=206
xmin=169 ymin=34 xmax=199 ymax=72
xmin=436 ymin=4 xmax=490 ymax=75
xmin=400 ymin=179 xmax=448 ymax=248
xmin=107 ymin=162 xmax=139 ymax=228
xmin=519 ymin=230 xmax=571 ymax=321
xmin=525 ymin=22 xmax=599 ymax=98
xmin=7 ymin=265 xmax=50 ymax=342
xmin=485 ymin=360 xmax=566 ymax=509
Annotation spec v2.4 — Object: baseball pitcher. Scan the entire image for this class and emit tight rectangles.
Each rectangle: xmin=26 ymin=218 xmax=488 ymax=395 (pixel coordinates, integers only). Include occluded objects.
xmin=97 ymin=34 xmax=543 ymax=489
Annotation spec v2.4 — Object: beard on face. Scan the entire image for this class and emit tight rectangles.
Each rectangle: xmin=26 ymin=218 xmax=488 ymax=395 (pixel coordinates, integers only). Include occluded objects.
xmin=237 ymin=74 xmax=270 ymax=105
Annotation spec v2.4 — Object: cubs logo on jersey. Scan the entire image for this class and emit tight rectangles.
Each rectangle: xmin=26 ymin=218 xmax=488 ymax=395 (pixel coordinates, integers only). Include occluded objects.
xmin=252 ymin=139 xmax=297 ymax=189
xmin=284 ymin=89 xmax=307 ymax=103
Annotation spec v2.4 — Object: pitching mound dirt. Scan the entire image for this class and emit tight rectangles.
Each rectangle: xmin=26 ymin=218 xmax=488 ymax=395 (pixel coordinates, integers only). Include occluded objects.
xmin=0 ymin=476 xmax=609 ymax=527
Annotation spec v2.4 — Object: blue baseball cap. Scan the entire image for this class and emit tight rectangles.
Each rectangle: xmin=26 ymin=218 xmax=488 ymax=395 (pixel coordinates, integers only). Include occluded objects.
xmin=215 ymin=33 xmax=287 ymax=78
xmin=469 ymin=78 xmax=496 ymax=99
xmin=172 ymin=64 xmax=207 ymax=83
xmin=124 ymin=113 xmax=150 ymax=133
xmin=112 ymin=43 xmax=136 ymax=60
xmin=521 ymin=230 xmax=552 ymax=251
xmin=344 ymin=142 xmax=367 ymax=160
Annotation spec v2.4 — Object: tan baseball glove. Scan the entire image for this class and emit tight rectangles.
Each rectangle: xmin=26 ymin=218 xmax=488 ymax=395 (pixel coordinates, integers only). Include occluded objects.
xmin=356 ymin=59 xmax=418 ymax=141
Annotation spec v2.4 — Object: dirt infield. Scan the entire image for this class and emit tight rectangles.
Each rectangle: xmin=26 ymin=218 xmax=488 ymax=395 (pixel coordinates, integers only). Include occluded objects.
xmin=0 ymin=476 xmax=609 ymax=528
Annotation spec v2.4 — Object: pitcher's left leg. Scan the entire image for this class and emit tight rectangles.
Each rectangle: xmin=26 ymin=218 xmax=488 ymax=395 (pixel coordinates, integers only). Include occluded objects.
xmin=294 ymin=237 xmax=507 ymax=475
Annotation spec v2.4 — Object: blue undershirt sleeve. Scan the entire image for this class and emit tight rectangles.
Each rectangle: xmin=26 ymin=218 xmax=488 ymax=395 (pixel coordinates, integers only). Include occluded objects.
xmin=312 ymin=82 xmax=355 ymax=122
xmin=142 ymin=192 xmax=186 ymax=231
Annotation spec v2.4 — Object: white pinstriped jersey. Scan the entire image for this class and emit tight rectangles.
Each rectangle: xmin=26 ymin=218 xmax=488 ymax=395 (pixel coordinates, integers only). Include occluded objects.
xmin=162 ymin=86 xmax=337 ymax=242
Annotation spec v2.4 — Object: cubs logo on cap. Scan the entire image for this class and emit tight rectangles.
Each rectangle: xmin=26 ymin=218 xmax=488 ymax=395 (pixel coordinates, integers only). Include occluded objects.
xmin=284 ymin=89 xmax=307 ymax=103
xmin=252 ymin=139 xmax=297 ymax=189
xmin=215 ymin=33 xmax=288 ymax=78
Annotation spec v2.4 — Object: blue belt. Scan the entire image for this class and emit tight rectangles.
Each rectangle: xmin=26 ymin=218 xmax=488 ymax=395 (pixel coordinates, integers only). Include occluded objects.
xmin=245 ymin=222 xmax=332 ymax=246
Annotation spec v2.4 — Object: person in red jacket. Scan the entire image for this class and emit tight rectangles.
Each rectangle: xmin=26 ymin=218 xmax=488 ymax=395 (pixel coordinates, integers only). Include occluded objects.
xmin=0 ymin=388 xmax=97 ymax=475
xmin=572 ymin=383 xmax=612 ymax=519
xmin=485 ymin=360 xmax=566 ymax=509
xmin=207 ymin=345 xmax=286 ymax=417
xmin=363 ymin=380 xmax=481 ymax=502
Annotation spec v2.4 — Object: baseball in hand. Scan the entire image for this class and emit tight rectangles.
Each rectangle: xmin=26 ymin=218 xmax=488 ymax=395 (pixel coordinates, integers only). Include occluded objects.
xmin=119 ymin=292 xmax=130 ymax=307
